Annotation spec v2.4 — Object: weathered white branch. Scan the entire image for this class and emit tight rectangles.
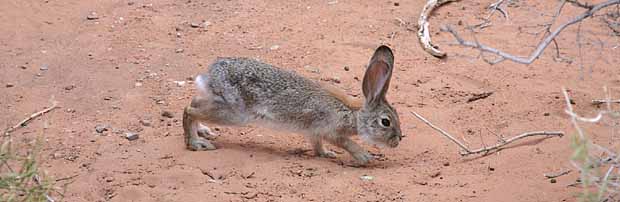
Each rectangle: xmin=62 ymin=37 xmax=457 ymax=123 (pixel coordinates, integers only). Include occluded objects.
xmin=417 ymin=0 xmax=457 ymax=58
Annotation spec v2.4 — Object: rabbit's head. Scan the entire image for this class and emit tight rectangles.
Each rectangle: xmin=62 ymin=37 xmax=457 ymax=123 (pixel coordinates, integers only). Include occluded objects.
xmin=357 ymin=45 xmax=402 ymax=148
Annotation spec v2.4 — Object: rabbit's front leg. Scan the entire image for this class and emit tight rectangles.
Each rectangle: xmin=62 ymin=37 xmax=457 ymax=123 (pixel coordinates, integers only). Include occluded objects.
xmin=306 ymin=135 xmax=337 ymax=158
xmin=328 ymin=136 xmax=373 ymax=165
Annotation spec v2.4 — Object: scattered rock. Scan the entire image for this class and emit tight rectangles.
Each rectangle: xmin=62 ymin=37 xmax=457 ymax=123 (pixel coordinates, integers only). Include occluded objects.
xmin=203 ymin=21 xmax=212 ymax=31
xmin=40 ymin=65 xmax=49 ymax=71
xmin=103 ymin=96 xmax=112 ymax=101
xmin=173 ymin=81 xmax=186 ymax=87
xmin=175 ymin=48 xmax=184 ymax=53
xmin=95 ymin=125 xmax=108 ymax=133
xmin=343 ymin=66 xmax=350 ymax=71
xmin=443 ymin=162 xmax=450 ymax=166
xmin=543 ymin=112 xmax=550 ymax=116
xmin=430 ymin=171 xmax=441 ymax=178
xmin=125 ymin=132 xmax=139 ymax=141
xmin=64 ymin=84 xmax=75 ymax=91
xmin=161 ymin=111 xmax=174 ymax=118
xmin=327 ymin=0 xmax=338 ymax=5
xmin=127 ymin=1 xmax=135 ymax=5
xmin=86 ymin=12 xmax=99 ymax=20
xmin=19 ymin=65 xmax=27 ymax=69
xmin=269 ymin=45 xmax=280 ymax=51
xmin=190 ymin=22 xmax=201 ymax=28
xmin=6 ymin=83 xmax=14 ymax=88
xmin=550 ymin=178 xmax=557 ymax=183
xmin=360 ymin=175 xmax=374 ymax=181
xmin=135 ymin=82 xmax=143 ymax=87
xmin=140 ymin=119 xmax=152 ymax=127
xmin=394 ymin=2 xmax=400 ymax=6
xmin=321 ymin=76 xmax=341 ymax=84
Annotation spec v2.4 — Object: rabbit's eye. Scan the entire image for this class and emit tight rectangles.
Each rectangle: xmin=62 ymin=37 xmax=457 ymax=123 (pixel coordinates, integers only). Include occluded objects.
xmin=380 ymin=118 xmax=391 ymax=127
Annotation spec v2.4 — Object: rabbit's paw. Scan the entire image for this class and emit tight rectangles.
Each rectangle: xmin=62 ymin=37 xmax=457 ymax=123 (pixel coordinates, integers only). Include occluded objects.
xmin=196 ymin=124 xmax=218 ymax=140
xmin=352 ymin=151 xmax=373 ymax=165
xmin=188 ymin=137 xmax=217 ymax=151
xmin=318 ymin=150 xmax=337 ymax=159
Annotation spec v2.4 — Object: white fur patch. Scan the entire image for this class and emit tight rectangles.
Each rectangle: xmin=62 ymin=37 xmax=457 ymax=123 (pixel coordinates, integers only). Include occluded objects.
xmin=195 ymin=74 xmax=209 ymax=96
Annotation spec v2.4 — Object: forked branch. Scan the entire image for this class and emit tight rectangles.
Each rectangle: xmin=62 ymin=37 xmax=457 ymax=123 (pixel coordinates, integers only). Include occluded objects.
xmin=411 ymin=111 xmax=564 ymax=156
xmin=442 ymin=0 xmax=620 ymax=64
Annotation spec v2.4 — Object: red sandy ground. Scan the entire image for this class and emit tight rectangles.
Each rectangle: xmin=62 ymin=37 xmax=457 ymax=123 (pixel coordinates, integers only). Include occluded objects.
xmin=1 ymin=0 xmax=619 ymax=201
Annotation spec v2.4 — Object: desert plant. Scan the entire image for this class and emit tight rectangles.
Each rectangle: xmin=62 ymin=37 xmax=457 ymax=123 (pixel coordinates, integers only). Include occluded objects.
xmin=0 ymin=137 xmax=54 ymax=202
xmin=564 ymin=88 xmax=620 ymax=202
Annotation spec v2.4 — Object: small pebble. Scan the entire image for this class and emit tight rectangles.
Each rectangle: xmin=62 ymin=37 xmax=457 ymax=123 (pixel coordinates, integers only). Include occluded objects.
xmin=175 ymin=48 xmax=184 ymax=53
xmin=394 ymin=2 xmax=400 ymax=6
xmin=125 ymin=132 xmax=139 ymax=141
xmin=327 ymin=0 xmax=338 ymax=5
xmin=343 ymin=66 xmax=349 ymax=71
xmin=174 ymin=81 xmax=186 ymax=87
xmin=269 ymin=45 xmax=280 ymax=51
xmin=203 ymin=21 xmax=211 ymax=31
xmin=19 ymin=65 xmax=27 ymax=69
xmin=95 ymin=124 xmax=108 ymax=133
xmin=360 ymin=175 xmax=374 ymax=181
xmin=40 ymin=65 xmax=49 ymax=71
xmin=443 ymin=162 xmax=450 ymax=166
xmin=64 ymin=85 xmax=75 ymax=91
xmin=135 ymin=82 xmax=143 ymax=87
xmin=550 ymin=179 xmax=557 ymax=183
xmin=86 ymin=12 xmax=99 ymax=20
xmin=543 ymin=112 xmax=550 ymax=116
xmin=140 ymin=119 xmax=151 ymax=127
xmin=6 ymin=83 xmax=15 ymax=88
xmin=190 ymin=22 xmax=201 ymax=28
xmin=161 ymin=111 xmax=174 ymax=118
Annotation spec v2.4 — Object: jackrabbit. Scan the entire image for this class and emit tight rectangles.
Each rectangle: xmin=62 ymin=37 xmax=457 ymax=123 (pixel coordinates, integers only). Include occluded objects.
xmin=183 ymin=45 xmax=402 ymax=165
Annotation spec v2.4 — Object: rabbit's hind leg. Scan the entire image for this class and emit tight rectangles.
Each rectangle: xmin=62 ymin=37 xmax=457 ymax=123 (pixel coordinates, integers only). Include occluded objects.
xmin=183 ymin=95 xmax=247 ymax=151
xmin=183 ymin=105 xmax=217 ymax=151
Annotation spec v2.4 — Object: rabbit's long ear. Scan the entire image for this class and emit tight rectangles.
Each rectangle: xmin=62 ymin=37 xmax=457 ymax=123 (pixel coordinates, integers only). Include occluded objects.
xmin=362 ymin=45 xmax=394 ymax=106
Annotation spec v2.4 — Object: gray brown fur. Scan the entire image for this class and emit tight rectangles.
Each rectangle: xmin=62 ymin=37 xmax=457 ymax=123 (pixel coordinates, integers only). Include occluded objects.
xmin=183 ymin=45 xmax=402 ymax=165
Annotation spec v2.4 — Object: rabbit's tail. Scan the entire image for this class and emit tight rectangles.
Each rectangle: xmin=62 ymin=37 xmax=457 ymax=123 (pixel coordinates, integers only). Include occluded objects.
xmin=195 ymin=74 xmax=210 ymax=96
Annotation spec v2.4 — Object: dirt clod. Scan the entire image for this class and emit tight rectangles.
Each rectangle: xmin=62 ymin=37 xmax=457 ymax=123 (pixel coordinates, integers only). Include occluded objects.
xmin=161 ymin=111 xmax=174 ymax=118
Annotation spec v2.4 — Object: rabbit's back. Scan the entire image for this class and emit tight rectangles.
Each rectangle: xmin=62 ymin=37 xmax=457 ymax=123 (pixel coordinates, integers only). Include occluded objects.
xmin=204 ymin=58 xmax=356 ymax=135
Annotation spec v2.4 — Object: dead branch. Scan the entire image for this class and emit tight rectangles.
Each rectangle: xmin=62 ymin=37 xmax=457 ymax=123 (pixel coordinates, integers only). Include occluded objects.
xmin=470 ymin=0 xmax=510 ymax=30
xmin=593 ymin=99 xmax=620 ymax=105
xmin=417 ymin=0 xmax=458 ymax=58
xmin=411 ymin=111 xmax=564 ymax=156
xmin=442 ymin=0 xmax=620 ymax=65
xmin=544 ymin=169 xmax=572 ymax=179
xmin=3 ymin=102 xmax=59 ymax=136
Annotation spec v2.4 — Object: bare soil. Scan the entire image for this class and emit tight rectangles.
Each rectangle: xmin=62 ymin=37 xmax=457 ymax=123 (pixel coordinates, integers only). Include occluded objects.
xmin=2 ymin=0 xmax=619 ymax=201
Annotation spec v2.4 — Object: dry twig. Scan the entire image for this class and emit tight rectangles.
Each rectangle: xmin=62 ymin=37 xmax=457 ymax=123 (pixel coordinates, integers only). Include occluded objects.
xmin=411 ymin=111 xmax=564 ymax=156
xmin=3 ymin=102 xmax=59 ymax=136
xmin=544 ymin=169 xmax=572 ymax=179
xmin=593 ymin=99 xmax=620 ymax=105
xmin=442 ymin=0 xmax=620 ymax=64
xmin=417 ymin=0 xmax=458 ymax=58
